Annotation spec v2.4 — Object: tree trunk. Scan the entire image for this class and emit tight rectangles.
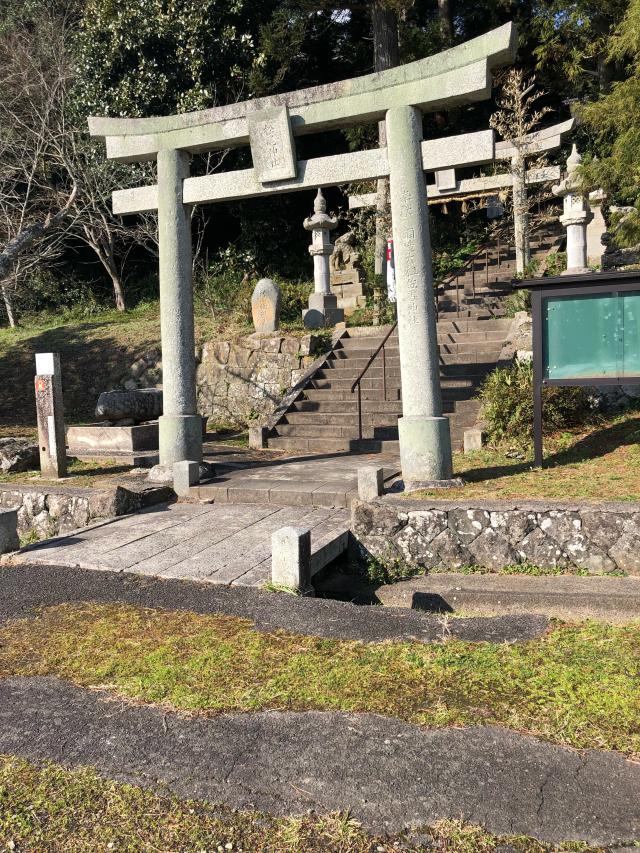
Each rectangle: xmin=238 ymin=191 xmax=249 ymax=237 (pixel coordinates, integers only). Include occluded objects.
xmin=1 ymin=279 xmax=17 ymax=328
xmin=437 ymin=0 xmax=454 ymax=44
xmin=371 ymin=2 xmax=400 ymax=289
xmin=86 ymin=226 xmax=127 ymax=312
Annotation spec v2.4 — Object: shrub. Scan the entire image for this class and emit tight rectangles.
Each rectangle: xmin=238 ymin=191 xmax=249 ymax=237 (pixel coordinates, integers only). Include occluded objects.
xmin=503 ymin=287 xmax=531 ymax=317
xmin=479 ymin=360 xmax=594 ymax=446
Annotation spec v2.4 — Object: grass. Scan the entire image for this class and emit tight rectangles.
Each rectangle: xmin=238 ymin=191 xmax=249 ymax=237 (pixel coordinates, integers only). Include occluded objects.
xmin=411 ymin=411 xmax=640 ymax=502
xmin=0 ymin=756 xmax=603 ymax=852
xmin=0 ymin=603 xmax=638 ymax=754
xmin=0 ymin=301 xmax=313 ymax=432
xmin=0 ymin=456 xmax=134 ymax=489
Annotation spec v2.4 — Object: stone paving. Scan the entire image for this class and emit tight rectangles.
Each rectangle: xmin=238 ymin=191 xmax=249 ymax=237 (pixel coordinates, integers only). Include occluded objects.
xmin=15 ymin=502 xmax=350 ymax=587
xmin=195 ymin=447 xmax=400 ymax=507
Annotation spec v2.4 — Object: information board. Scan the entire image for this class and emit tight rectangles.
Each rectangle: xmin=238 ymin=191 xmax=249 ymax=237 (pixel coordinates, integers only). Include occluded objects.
xmin=543 ymin=291 xmax=640 ymax=380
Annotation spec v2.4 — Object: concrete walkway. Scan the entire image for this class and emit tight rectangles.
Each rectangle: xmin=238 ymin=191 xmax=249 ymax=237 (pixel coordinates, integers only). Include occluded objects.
xmin=195 ymin=447 xmax=400 ymax=508
xmin=1 ymin=676 xmax=638 ymax=845
xmin=14 ymin=503 xmax=349 ymax=587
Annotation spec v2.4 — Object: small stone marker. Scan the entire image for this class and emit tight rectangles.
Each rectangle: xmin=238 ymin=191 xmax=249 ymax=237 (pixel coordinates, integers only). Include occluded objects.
xmin=357 ymin=466 xmax=384 ymax=501
xmin=34 ymin=352 xmax=67 ymax=478
xmin=464 ymin=428 xmax=485 ymax=454
xmin=251 ymin=278 xmax=281 ymax=334
xmin=0 ymin=508 xmax=19 ymax=554
xmin=172 ymin=460 xmax=200 ymax=497
xmin=271 ymin=526 xmax=312 ymax=592
xmin=249 ymin=425 xmax=268 ymax=450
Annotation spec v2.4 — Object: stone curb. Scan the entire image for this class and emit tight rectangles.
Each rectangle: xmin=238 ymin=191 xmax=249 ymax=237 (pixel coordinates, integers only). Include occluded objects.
xmin=375 ymin=572 xmax=640 ymax=623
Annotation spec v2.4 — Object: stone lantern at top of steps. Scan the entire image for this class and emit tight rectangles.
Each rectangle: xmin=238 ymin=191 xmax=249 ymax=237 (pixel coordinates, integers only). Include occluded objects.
xmin=302 ymin=189 xmax=344 ymax=329
xmin=552 ymin=145 xmax=593 ymax=275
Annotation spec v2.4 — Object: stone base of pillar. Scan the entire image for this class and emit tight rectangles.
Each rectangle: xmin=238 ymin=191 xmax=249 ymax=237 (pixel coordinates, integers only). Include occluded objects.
xmin=303 ymin=292 xmax=344 ymax=329
xmin=398 ymin=415 xmax=455 ymax=488
xmin=159 ymin=414 xmax=203 ymax=467
xmin=561 ymin=267 xmax=590 ymax=276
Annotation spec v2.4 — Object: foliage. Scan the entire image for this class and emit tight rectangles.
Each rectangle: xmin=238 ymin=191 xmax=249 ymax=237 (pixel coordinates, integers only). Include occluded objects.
xmin=503 ymin=287 xmax=531 ymax=317
xmin=479 ymin=360 xmax=594 ymax=446
xmin=1 ymin=602 xmax=639 ymax=752
xmin=195 ymin=246 xmax=311 ymax=326
xmin=74 ymin=0 xmax=278 ymax=117
xmin=579 ymin=0 xmax=640 ymax=244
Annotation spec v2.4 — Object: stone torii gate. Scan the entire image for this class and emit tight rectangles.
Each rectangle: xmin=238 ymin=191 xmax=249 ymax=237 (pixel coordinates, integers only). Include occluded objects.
xmin=89 ymin=23 xmax=516 ymax=489
xmin=349 ymin=119 xmax=574 ymax=245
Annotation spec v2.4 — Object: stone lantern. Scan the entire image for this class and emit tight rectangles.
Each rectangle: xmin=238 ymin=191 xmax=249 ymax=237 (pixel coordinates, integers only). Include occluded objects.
xmin=552 ymin=145 xmax=592 ymax=275
xmin=302 ymin=189 xmax=344 ymax=328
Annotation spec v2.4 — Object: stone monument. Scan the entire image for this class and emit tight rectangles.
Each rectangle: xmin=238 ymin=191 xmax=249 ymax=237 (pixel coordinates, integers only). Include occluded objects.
xmin=553 ymin=145 xmax=592 ymax=275
xmin=34 ymin=352 xmax=67 ymax=478
xmin=89 ymin=22 xmax=517 ymax=487
xmin=251 ymin=278 xmax=281 ymax=333
xmin=302 ymin=189 xmax=344 ymax=329
xmin=330 ymin=231 xmax=367 ymax=314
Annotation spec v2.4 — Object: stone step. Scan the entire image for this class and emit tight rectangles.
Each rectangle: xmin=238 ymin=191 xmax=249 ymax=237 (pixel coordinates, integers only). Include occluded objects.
xmin=301 ymin=389 xmax=481 ymax=409
xmin=436 ymin=318 xmax=512 ymax=331
xmin=274 ymin=423 xmax=400 ymax=440
xmin=294 ymin=399 xmax=404 ymax=414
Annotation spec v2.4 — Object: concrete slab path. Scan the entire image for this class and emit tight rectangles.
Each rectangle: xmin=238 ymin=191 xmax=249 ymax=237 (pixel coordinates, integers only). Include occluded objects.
xmin=194 ymin=449 xmax=400 ymax=508
xmin=12 ymin=503 xmax=349 ymax=587
xmin=1 ymin=676 xmax=638 ymax=845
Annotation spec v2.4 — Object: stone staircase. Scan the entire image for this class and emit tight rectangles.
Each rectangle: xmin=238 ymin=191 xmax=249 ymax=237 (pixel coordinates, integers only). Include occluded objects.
xmin=264 ymin=229 xmax=559 ymax=454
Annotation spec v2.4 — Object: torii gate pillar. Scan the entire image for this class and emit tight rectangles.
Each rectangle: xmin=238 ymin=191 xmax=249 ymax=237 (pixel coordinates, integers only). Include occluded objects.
xmin=387 ymin=106 xmax=453 ymax=485
xmin=157 ymin=149 xmax=202 ymax=466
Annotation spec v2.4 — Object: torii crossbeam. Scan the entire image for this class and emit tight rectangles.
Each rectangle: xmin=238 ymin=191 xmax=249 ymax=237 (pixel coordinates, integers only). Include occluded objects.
xmin=89 ymin=23 xmax=517 ymax=489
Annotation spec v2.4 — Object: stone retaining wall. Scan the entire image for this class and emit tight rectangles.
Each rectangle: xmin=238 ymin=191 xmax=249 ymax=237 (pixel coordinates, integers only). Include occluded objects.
xmin=352 ymin=498 xmax=640 ymax=575
xmin=120 ymin=334 xmax=325 ymax=424
xmin=0 ymin=483 xmax=171 ymax=539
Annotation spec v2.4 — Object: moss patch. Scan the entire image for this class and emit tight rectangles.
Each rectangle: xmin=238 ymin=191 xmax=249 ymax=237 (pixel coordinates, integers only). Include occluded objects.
xmin=0 ymin=604 xmax=638 ymax=753
xmin=0 ymin=755 xmax=602 ymax=852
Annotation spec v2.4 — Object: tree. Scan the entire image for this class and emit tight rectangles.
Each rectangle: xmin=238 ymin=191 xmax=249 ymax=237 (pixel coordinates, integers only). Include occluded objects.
xmin=0 ymin=9 xmax=78 ymax=326
xmin=490 ymin=69 xmax=551 ymax=274
xmin=579 ymin=0 xmax=640 ymax=246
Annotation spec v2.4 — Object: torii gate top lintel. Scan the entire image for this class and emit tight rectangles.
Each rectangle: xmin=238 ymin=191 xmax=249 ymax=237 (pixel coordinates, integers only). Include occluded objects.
xmin=88 ymin=22 xmax=516 ymax=164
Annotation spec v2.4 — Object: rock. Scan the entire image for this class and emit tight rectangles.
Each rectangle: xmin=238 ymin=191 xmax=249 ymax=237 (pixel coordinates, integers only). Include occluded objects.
xmin=467 ymin=527 xmax=518 ymax=570
xmin=0 ymin=438 xmax=39 ymax=474
xmin=610 ymin=532 xmax=640 ymax=575
xmin=146 ymin=464 xmax=174 ymax=485
xmin=580 ymin=509 xmax=627 ymax=551
xmin=517 ymin=527 xmax=568 ymax=569
xmin=448 ymin=508 xmax=489 ymax=543
xmin=430 ymin=527 xmax=472 ymax=569
xmin=95 ymin=389 xmax=163 ymax=424
xmin=251 ymin=278 xmax=281 ymax=334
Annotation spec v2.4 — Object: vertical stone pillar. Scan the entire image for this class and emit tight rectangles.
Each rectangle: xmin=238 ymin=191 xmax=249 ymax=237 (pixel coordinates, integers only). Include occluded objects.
xmin=386 ymin=105 xmax=453 ymax=487
xmin=302 ymin=189 xmax=344 ymax=329
xmin=34 ymin=352 xmax=66 ymax=478
xmin=157 ymin=148 xmax=202 ymax=466
xmin=553 ymin=145 xmax=591 ymax=275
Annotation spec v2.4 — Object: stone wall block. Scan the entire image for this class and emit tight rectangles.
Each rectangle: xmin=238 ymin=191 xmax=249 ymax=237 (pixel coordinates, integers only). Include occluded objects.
xmin=281 ymin=337 xmax=301 ymax=355
xmin=448 ymin=508 xmax=489 ymax=544
xmin=517 ymin=527 xmax=568 ymax=568
xmin=259 ymin=336 xmax=283 ymax=353
xmin=351 ymin=500 xmax=407 ymax=538
xmin=430 ymin=528 xmax=472 ymax=569
xmin=610 ymin=533 xmax=640 ymax=575
xmin=467 ymin=527 xmax=518 ymax=570
xmin=580 ymin=510 xmax=626 ymax=551
xmin=489 ymin=510 xmax=534 ymax=545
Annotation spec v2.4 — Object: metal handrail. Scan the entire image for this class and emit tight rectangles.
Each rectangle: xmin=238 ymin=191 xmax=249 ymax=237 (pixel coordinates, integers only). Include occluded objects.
xmin=350 ymin=321 xmax=398 ymax=440
xmin=435 ymin=236 xmax=509 ymax=319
